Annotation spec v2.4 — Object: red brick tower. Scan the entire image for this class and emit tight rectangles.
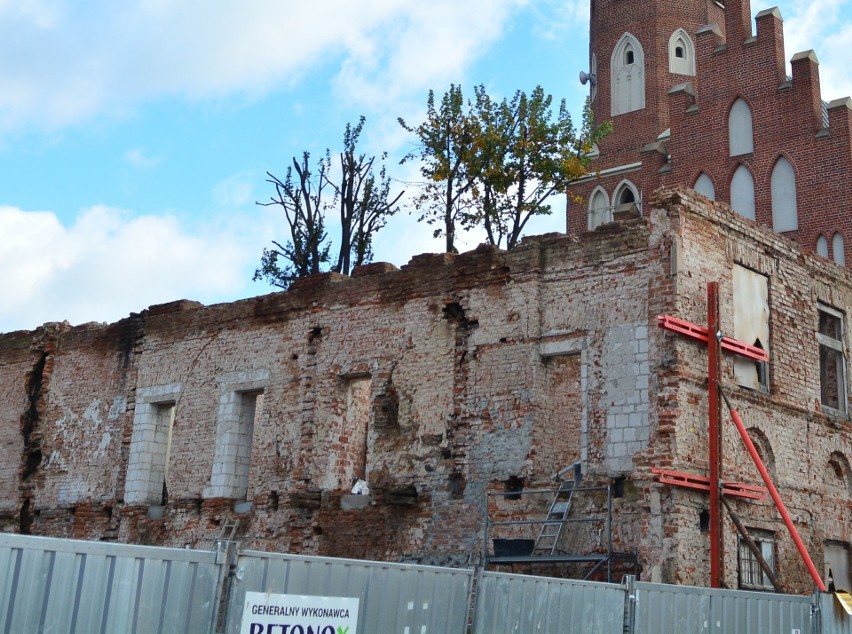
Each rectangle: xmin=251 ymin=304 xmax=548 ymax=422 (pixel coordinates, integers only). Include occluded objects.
xmin=570 ymin=0 xmax=852 ymax=266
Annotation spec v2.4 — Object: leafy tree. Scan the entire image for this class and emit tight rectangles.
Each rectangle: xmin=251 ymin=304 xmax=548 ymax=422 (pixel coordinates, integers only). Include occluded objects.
xmin=398 ymin=85 xmax=475 ymax=253
xmin=402 ymin=85 xmax=611 ymax=251
xmin=255 ymin=118 xmax=402 ymax=289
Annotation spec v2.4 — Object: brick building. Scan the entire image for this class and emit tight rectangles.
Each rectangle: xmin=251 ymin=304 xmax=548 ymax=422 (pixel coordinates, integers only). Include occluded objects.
xmin=1 ymin=0 xmax=852 ymax=595
xmin=569 ymin=0 xmax=852 ymax=268
xmin=1 ymin=187 xmax=851 ymax=593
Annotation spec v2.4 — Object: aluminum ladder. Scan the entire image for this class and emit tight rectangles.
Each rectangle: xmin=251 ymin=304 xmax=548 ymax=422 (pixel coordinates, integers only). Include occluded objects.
xmin=533 ymin=479 xmax=575 ymax=555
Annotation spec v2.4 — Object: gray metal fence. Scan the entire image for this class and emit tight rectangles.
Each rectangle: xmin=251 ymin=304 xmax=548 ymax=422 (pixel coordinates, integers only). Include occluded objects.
xmin=0 ymin=533 xmax=222 ymax=634
xmin=633 ymin=580 xmax=814 ymax=634
xmin=822 ymin=592 xmax=852 ymax=634
xmin=1 ymin=532 xmax=851 ymax=633
xmin=227 ymin=550 xmax=472 ymax=633
xmin=473 ymin=571 xmax=624 ymax=634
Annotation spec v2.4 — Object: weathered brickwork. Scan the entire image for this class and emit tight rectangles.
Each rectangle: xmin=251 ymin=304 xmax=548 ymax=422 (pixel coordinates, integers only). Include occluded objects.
xmin=0 ymin=187 xmax=849 ymax=593
xmin=570 ymin=0 xmax=852 ymax=267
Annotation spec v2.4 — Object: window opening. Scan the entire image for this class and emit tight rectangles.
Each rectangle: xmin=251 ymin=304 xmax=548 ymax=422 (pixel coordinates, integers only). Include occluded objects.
xmin=729 ymin=99 xmax=754 ymax=156
xmin=733 ymin=265 xmax=769 ymax=390
xmin=611 ymin=33 xmax=646 ymax=115
xmin=156 ymin=403 xmax=176 ymax=505
xmin=771 ymin=157 xmax=798 ymax=232
xmin=694 ymin=173 xmax=716 ymax=200
xmin=235 ymin=391 xmax=262 ymax=501
xmin=504 ymin=476 xmax=524 ymax=501
xmin=669 ymin=29 xmax=695 ymax=75
xmin=738 ymin=530 xmax=775 ymax=590
xmin=588 ymin=187 xmax=611 ymax=230
xmin=818 ymin=306 xmax=847 ymax=414
xmin=730 ymin=165 xmax=755 ymax=220
xmin=833 ymin=233 xmax=846 ymax=266
xmin=825 ymin=542 xmax=851 ymax=592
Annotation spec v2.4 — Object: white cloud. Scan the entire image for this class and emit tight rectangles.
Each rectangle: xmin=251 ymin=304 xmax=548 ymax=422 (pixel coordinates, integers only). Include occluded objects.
xmin=125 ymin=147 xmax=161 ymax=169
xmin=213 ymin=173 xmax=255 ymax=208
xmin=0 ymin=204 xmax=271 ymax=332
xmin=0 ymin=0 xmax=527 ymax=133
xmin=780 ymin=0 xmax=852 ymax=100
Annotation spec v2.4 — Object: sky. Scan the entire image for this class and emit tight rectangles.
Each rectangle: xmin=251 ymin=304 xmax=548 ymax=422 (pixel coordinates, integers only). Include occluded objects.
xmin=1 ymin=0 xmax=851 ymax=333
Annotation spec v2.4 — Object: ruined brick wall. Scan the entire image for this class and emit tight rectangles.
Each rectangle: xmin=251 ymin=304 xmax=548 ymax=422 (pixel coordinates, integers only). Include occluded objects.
xmin=647 ymin=188 xmax=852 ymax=592
xmin=0 ymin=225 xmax=665 ymax=569
xmin=1 ymin=188 xmax=849 ymax=592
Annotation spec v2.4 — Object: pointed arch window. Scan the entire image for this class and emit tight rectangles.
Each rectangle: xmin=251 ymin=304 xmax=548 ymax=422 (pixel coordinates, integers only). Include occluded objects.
xmin=730 ymin=165 xmax=755 ymax=220
xmin=588 ymin=187 xmax=611 ymax=230
xmin=694 ymin=172 xmax=716 ymax=200
xmin=614 ymin=180 xmax=639 ymax=207
xmin=817 ymin=235 xmax=829 ymax=258
xmin=611 ymin=33 xmax=645 ymax=116
xmin=729 ymin=99 xmax=754 ymax=156
xmin=771 ymin=157 xmax=798 ymax=232
xmin=833 ymin=233 xmax=845 ymax=266
xmin=669 ymin=29 xmax=696 ymax=76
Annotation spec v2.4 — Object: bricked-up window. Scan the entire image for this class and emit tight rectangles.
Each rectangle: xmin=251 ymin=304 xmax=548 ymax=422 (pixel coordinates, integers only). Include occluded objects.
xmin=818 ymin=306 xmax=847 ymax=414
xmin=588 ymin=187 xmax=611 ymax=230
xmin=770 ymin=157 xmax=798 ymax=232
xmin=732 ymin=265 xmax=769 ymax=391
xmin=730 ymin=165 xmax=755 ymax=220
xmin=610 ymin=33 xmax=645 ymax=116
xmin=825 ymin=541 xmax=851 ymax=592
xmin=728 ymin=98 xmax=754 ymax=156
xmin=738 ymin=530 xmax=775 ymax=591
xmin=833 ymin=233 xmax=846 ymax=266
xmin=817 ymin=235 xmax=829 ymax=258
xmin=694 ymin=172 xmax=715 ymax=201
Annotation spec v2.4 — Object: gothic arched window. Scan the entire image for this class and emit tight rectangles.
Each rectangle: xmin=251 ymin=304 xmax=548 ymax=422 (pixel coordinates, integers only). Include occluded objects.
xmin=611 ymin=33 xmax=645 ymax=116
xmin=730 ymin=165 xmax=755 ymax=220
xmin=729 ymin=98 xmax=754 ymax=156
xmin=771 ymin=157 xmax=798 ymax=232
xmin=669 ymin=29 xmax=695 ymax=76
xmin=694 ymin=172 xmax=716 ymax=200
xmin=588 ymin=187 xmax=611 ymax=230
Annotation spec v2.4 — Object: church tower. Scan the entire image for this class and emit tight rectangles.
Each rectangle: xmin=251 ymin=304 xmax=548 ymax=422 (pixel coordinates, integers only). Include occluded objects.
xmin=589 ymin=0 xmax=723 ymax=165
xmin=570 ymin=0 xmax=852 ymax=268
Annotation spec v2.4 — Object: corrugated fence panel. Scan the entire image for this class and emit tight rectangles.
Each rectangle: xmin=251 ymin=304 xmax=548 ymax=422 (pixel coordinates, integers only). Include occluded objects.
xmin=634 ymin=581 xmax=812 ymax=634
xmin=822 ymin=593 xmax=852 ymax=634
xmin=228 ymin=551 xmax=473 ymax=634
xmin=0 ymin=533 xmax=221 ymax=634
xmin=473 ymin=571 xmax=624 ymax=634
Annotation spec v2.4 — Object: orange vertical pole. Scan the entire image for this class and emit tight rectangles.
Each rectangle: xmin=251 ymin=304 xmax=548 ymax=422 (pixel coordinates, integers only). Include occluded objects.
xmin=708 ymin=282 xmax=723 ymax=587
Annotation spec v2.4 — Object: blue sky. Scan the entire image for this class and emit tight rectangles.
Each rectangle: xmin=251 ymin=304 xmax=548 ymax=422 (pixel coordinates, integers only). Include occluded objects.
xmin=1 ymin=0 xmax=850 ymax=332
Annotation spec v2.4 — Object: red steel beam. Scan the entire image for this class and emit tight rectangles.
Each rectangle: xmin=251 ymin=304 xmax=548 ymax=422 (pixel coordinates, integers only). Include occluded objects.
xmin=708 ymin=283 xmax=723 ymax=588
xmin=657 ymin=315 xmax=769 ymax=362
xmin=651 ymin=469 xmax=766 ymax=500
xmin=722 ymin=393 xmax=827 ymax=592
